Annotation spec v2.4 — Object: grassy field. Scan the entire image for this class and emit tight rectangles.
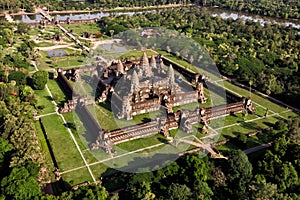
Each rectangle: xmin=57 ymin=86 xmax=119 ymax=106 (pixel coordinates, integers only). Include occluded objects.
xmin=34 ymin=88 xmax=56 ymax=115
xmin=47 ymin=79 xmax=66 ymax=106
xmin=36 ymin=42 xmax=55 ymax=47
xmin=61 ymin=167 xmax=93 ymax=186
xmin=34 ymin=120 xmax=56 ymax=181
xmin=61 ymin=23 xmax=101 ymax=36
xmin=37 ymin=48 xmax=85 ymax=71
xmin=218 ymin=81 xmax=289 ymax=114
xmin=156 ymin=49 xmax=221 ymax=81
xmin=118 ymin=49 xmax=157 ymax=60
xmin=91 ymin=103 xmax=164 ymax=131
xmin=41 ymin=114 xmax=84 ymax=171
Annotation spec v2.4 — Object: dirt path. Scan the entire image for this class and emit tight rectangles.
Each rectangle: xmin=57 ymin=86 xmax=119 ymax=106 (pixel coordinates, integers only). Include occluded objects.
xmin=92 ymin=39 xmax=120 ymax=50
xmin=37 ymin=44 xmax=74 ymax=51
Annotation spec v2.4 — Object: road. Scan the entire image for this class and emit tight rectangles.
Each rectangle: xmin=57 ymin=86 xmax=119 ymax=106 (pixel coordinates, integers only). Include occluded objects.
xmin=244 ymin=143 xmax=272 ymax=155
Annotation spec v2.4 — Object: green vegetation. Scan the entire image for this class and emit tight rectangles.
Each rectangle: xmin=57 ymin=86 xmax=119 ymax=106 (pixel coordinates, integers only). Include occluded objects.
xmin=42 ymin=115 xmax=84 ymax=171
xmin=61 ymin=23 xmax=101 ymax=37
xmin=119 ymin=49 xmax=157 ymax=60
xmin=92 ymin=103 xmax=163 ymax=131
xmin=37 ymin=49 xmax=85 ymax=71
xmin=34 ymin=87 xmax=55 ymax=115
xmin=110 ymin=119 xmax=300 ymax=199
xmin=32 ymin=70 xmax=48 ymax=90
xmin=200 ymin=0 xmax=300 ymax=20
xmin=47 ymin=79 xmax=66 ymax=106
xmin=61 ymin=168 xmax=93 ymax=186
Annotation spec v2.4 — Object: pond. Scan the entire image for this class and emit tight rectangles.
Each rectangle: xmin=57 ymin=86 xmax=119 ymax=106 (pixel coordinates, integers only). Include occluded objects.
xmin=47 ymin=49 xmax=68 ymax=57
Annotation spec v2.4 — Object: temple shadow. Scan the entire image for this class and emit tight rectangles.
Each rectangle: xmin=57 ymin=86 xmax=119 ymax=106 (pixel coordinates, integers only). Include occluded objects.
xmin=141 ymin=118 xmax=151 ymax=123
xmin=99 ymin=102 xmax=112 ymax=112
xmin=158 ymin=137 xmax=169 ymax=144
xmin=115 ymin=153 xmax=179 ymax=173
xmin=49 ymin=179 xmax=71 ymax=196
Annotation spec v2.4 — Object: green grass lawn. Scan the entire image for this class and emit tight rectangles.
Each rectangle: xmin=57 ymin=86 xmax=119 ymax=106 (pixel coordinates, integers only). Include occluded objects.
xmin=156 ymin=49 xmax=221 ymax=81
xmin=118 ymin=49 xmax=157 ymax=60
xmin=115 ymin=134 xmax=165 ymax=152
xmin=61 ymin=23 xmax=101 ymax=36
xmin=37 ymin=53 xmax=86 ymax=71
xmin=47 ymin=79 xmax=66 ymax=106
xmin=89 ymin=163 xmax=110 ymax=180
xmin=34 ymin=88 xmax=55 ymax=115
xmin=61 ymin=167 xmax=93 ymax=186
xmin=41 ymin=115 xmax=84 ymax=171
xmin=34 ymin=120 xmax=56 ymax=181
xmin=36 ymin=42 xmax=55 ymax=47
xmin=91 ymin=103 xmax=164 ymax=131
xmin=62 ymin=112 xmax=100 ymax=164
xmin=218 ymin=81 xmax=288 ymax=113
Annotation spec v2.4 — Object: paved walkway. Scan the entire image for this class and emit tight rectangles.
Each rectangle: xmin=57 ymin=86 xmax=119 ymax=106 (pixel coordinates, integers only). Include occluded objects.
xmin=244 ymin=143 xmax=272 ymax=154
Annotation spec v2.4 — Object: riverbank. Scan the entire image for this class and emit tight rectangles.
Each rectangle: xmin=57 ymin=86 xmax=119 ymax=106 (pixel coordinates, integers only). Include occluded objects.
xmin=0 ymin=4 xmax=193 ymax=17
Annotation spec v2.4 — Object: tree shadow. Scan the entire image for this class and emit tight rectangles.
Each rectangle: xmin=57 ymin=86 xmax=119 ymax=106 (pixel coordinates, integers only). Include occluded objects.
xmin=141 ymin=117 xmax=151 ymax=123
xmin=65 ymin=122 xmax=76 ymax=131
xmin=50 ymin=179 xmax=71 ymax=195
xmin=45 ymin=95 xmax=53 ymax=101
xmin=263 ymin=121 xmax=274 ymax=127
xmin=240 ymin=121 xmax=261 ymax=131
xmin=115 ymin=153 xmax=179 ymax=173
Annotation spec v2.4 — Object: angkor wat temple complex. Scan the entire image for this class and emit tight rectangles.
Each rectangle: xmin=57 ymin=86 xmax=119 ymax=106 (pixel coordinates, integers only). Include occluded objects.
xmin=97 ymin=52 xmax=207 ymax=120
xmin=55 ymin=52 xmax=255 ymax=155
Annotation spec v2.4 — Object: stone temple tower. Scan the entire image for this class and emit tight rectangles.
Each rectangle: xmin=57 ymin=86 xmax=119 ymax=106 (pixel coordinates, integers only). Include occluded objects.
xmin=168 ymin=64 xmax=176 ymax=94
xmin=150 ymin=55 xmax=157 ymax=69
xmin=140 ymin=52 xmax=153 ymax=78
xmin=130 ymin=70 xmax=139 ymax=93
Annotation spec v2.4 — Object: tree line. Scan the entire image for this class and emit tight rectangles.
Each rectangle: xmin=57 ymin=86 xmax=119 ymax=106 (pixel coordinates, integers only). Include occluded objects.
xmin=197 ymin=0 xmax=300 ymax=20
xmin=97 ymin=7 xmax=300 ymax=108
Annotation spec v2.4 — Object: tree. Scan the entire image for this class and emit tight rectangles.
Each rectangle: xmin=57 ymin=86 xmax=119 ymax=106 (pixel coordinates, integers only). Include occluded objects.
xmin=178 ymin=154 xmax=210 ymax=185
xmin=0 ymin=137 xmax=12 ymax=165
xmin=226 ymin=150 xmax=253 ymax=197
xmin=32 ymin=71 xmax=48 ymax=90
xmin=61 ymin=184 xmax=108 ymax=200
xmin=1 ymin=167 xmax=42 ymax=199
xmin=250 ymin=182 xmax=279 ymax=200
xmin=237 ymin=133 xmax=247 ymax=147
xmin=274 ymin=162 xmax=298 ymax=192
xmin=166 ymin=183 xmax=192 ymax=200
xmin=125 ymin=173 xmax=154 ymax=200
xmin=16 ymin=23 xmax=30 ymax=35
xmin=8 ymin=71 xmax=27 ymax=86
